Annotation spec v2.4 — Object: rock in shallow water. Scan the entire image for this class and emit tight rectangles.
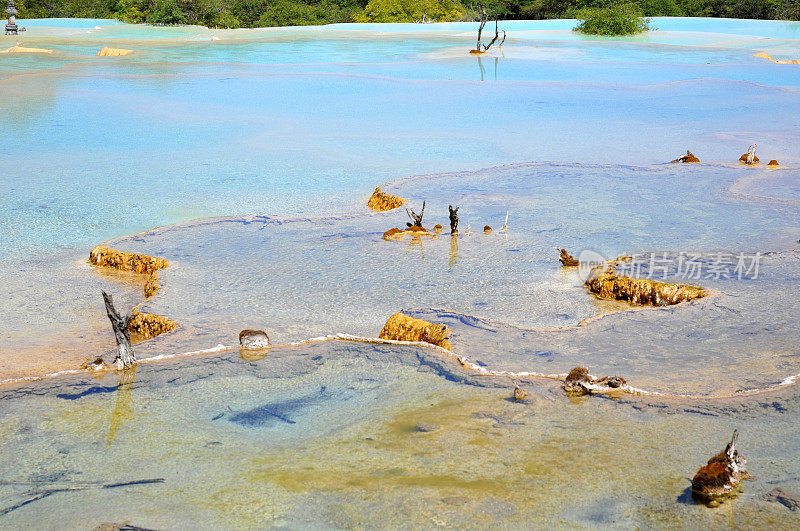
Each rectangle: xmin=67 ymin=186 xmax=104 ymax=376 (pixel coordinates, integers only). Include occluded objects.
xmin=691 ymin=430 xmax=749 ymax=505
xmin=379 ymin=312 xmax=452 ymax=350
xmin=239 ymin=329 xmax=271 ymax=349
xmin=764 ymin=487 xmax=800 ymax=511
xmin=414 ymin=422 xmax=440 ymax=432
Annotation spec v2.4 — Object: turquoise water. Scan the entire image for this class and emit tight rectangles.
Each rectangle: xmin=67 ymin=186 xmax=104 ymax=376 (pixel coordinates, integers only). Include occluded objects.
xmin=2 ymin=18 xmax=800 ymax=527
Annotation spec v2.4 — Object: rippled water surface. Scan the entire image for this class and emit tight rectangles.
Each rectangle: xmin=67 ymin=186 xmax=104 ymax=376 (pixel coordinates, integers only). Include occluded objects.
xmin=2 ymin=17 xmax=800 ymax=527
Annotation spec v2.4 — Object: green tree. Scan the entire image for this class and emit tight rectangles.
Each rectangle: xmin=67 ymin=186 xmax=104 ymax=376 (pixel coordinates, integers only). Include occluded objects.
xmin=147 ymin=0 xmax=188 ymax=23
xmin=355 ymin=0 xmax=465 ymax=22
xmin=574 ymin=2 xmax=650 ymax=34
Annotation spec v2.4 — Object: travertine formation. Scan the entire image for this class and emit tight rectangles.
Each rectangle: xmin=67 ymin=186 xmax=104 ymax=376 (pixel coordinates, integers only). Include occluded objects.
xmin=367 ymin=186 xmax=406 ymax=211
xmin=379 ymin=312 xmax=452 ymax=350
xmin=97 ymin=47 xmax=133 ymax=57
xmin=129 ymin=309 xmax=177 ymax=340
xmin=0 ymin=44 xmax=52 ymax=54
xmin=382 ymin=225 xmax=434 ymax=241
xmin=90 ymin=245 xmax=169 ymax=298
xmin=585 ymin=262 xmax=707 ymax=306
xmin=692 ymin=430 xmax=749 ymax=505
xmin=90 ymin=245 xmax=168 ymax=275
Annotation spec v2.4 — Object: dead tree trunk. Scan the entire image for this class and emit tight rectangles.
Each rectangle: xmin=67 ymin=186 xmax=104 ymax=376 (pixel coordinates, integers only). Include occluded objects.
xmin=475 ymin=9 xmax=487 ymax=51
xmin=102 ymin=291 xmax=135 ymax=369
xmin=406 ymin=201 xmax=426 ymax=227
xmin=473 ymin=8 xmax=505 ymax=52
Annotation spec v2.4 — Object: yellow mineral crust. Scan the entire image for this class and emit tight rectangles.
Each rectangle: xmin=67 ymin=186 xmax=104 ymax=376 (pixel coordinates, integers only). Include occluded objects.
xmin=97 ymin=47 xmax=134 ymax=57
xmin=129 ymin=309 xmax=177 ymax=340
xmin=90 ymin=245 xmax=169 ymax=275
xmin=585 ymin=264 xmax=707 ymax=306
xmin=368 ymin=186 xmax=406 ymax=212
xmin=0 ymin=44 xmax=54 ymax=54
xmin=379 ymin=312 xmax=453 ymax=350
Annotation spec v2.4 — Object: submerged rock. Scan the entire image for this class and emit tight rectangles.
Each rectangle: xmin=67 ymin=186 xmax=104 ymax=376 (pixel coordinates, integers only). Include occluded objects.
xmin=559 ymin=249 xmax=579 ymax=267
xmin=239 ymin=329 xmax=271 ymax=350
xmin=97 ymin=47 xmax=133 ymax=57
xmin=691 ymin=430 xmax=749 ymax=505
xmin=414 ymin=422 xmax=440 ymax=432
xmin=671 ymin=150 xmax=700 ymax=163
xmin=81 ymin=357 xmax=110 ymax=374
xmin=562 ymin=367 xmax=627 ymax=396
xmin=382 ymin=225 xmax=434 ymax=241
xmin=94 ymin=521 xmax=154 ymax=531
xmin=513 ymin=383 xmax=528 ymax=402
xmin=585 ymin=262 xmax=707 ymax=306
xmin=379 ymin=312 xmax=452 ymax=350
xmin=128 ymin=310 xmax=177 ymax=340
xmin=368 ymin=186 xmax=405 ymax=212
xmin=764 ymin=487 xmax=800 ymax=511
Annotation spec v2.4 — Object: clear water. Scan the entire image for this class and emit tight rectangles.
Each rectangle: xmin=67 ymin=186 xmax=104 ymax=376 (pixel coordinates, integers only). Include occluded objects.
xmin=2 ymin=18 xmax=800 ymax=527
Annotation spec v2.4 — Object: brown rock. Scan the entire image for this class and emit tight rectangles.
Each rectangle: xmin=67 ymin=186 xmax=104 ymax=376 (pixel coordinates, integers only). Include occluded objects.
xmin=513 ymin=383 xmax=528 ymax=402
xmin=559 ymin=249 xmax=579 ymax=267
xmin=82 ymin=357 xmax=110 ymax=374
xmin=379 ymin=312 xmax=452 ymax=350
xmin=691 ymin=430 xmax=749 ymax=505
xmin=671 ymin=150 xmax=700 ymax=163
xmin=239 ymin=329 xmax=271 ymax=350
xmin=368 ymin=187 xmax=406 ymax=212
xmin=383 ymin=228 xmax=403 ymax=241
xmin=739 ymin=153 xmax=760 ymax=165
xmin=128 ymin=310 xmax=177 ymax=340
xmin=764 ymin=487 xmax=800 ymax=511
xmin=585 ymin=262 xmax=707 ymax=306
xmin=433 ymin=224 xmax=443 ymax=234
xmin=382 ymin=226 xmax=433 ymax=241
xmin=483 ymin=225 xmax=492 ymax=234
xmin=563 ymin=367 xmax=593 ymax=395
xmin=562 ymin=367 xmax=627 ymax=396
xmin=414 ymin=422 xmax=440 ymax=432
xmin=768 ymin=159 xmax=780 ymax=167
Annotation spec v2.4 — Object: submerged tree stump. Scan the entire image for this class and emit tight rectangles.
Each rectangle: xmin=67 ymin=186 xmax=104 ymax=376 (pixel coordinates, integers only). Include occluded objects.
xmin=102 ymin=291 xmax=135 ymax=369
xmin=406 ymin=201 xmax=426 ymax=228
